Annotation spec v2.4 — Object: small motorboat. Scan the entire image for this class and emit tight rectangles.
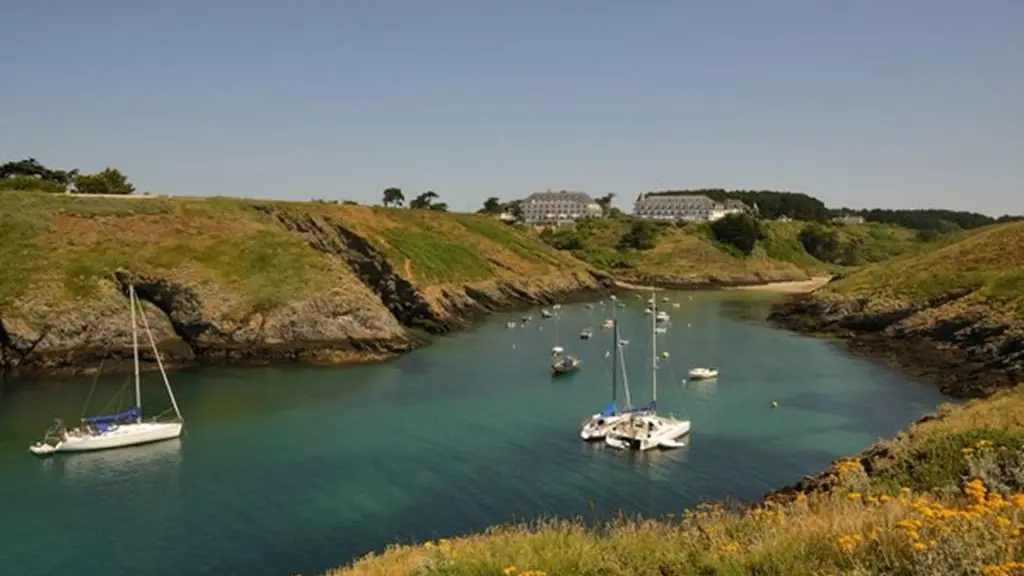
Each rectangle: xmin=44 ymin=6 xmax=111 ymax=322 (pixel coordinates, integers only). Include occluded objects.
xmin=552 ymin=345 xmax=565 ymax=355
xmin=541 ymin=309 xmax=554 ymax=318
xmin=580 ymin=328 xmax=593 ymax=340
xmin=552 ymin=354 xmax=582 ymax=375
xmin=552 ymin=304 xmax=562 ymax=310
xmin=688 ymin=367 xmax=719 ymax=380
xmin=654 ymin=326 xmax=667 ymax=334
xmin=656 ymin=311 xmax=670 ymax=322
xmin=601 ymin=319 xmax=614 ymax=330
xmin=506 ymin=321 xmax=517 ymax=329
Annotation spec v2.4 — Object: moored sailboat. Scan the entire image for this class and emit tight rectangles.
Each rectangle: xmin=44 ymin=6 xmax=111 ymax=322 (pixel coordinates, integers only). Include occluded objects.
xmin=29 ymin=284 xmax=184 ymax=456
xmin=580 ymin=296 xmax=654 ymax=440
xmin=605 ymin=289 xmax=690 ymax=451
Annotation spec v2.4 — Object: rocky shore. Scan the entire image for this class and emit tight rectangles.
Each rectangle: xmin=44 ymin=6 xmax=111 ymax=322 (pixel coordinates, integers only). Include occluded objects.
xmin=768 ymin=289 xmax=1023 ymax=399
xmin=0 ymin=199 xmax=615 ymax=385
xmin=0 ymin=268 xmax=611 ymax=384
xmin=614 ymin=269 xmax=812 ymax=292
xmin=764 ymin=279 xmax=1023 ymax=503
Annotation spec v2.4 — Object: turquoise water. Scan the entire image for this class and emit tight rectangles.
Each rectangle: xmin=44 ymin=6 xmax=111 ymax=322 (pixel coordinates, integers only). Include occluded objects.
xmin=0 ymin=292 xmax=949 ymax=576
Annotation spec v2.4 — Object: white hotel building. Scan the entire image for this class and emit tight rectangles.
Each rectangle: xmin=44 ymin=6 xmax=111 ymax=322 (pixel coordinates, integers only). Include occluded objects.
xmin=521 ymin=190 xmax=603 ymax=226
xmin=632 ymin=193 xmax=748 ymax=222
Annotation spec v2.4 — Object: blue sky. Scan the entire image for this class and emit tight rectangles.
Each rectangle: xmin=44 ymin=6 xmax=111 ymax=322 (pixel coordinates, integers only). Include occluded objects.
xmin=3 ymin=1 xmax=1021 ymax=215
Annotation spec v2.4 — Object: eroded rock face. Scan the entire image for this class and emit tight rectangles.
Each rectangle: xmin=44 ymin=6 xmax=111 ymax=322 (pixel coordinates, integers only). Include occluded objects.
xmin=1 ymin=209 xmax=612 ymax=382
xmin=768 ymin=290 xmax=1024 ymax=398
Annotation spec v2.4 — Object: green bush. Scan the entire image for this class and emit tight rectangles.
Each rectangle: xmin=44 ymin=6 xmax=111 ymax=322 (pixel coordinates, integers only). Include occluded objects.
xmin=709 ymin=213 xmax=761 ymax=255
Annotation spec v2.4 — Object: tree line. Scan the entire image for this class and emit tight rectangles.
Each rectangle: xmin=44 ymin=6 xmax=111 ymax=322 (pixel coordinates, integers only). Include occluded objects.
xmin=831 ymin=207 xmax=1020 ymax=233
xmin=0 ymin=158 xmax=136 ymax=195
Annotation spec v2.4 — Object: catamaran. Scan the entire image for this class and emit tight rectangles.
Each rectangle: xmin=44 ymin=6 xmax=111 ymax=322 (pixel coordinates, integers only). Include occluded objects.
xmin=29 ymin=284 xmax=184 ymax=456
xmin=581 ymin=296 xmax=654 ymax=440
xmin=605 ymin=289 xmax=691 ymax=451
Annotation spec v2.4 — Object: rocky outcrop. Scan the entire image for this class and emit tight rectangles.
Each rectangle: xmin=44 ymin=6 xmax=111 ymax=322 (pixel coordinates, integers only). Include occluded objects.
xmin=255 ymin=207 xmax=450 ymax=332
xmin=259 ymin=206 xmax=612 ymax=333
xmin=0 ymin=208 xmax=612 ymax=383
xmin=0 ymin=271 xmax=416 ymax=382
xmin=768 ymin=289 xmax=1024 ymax=398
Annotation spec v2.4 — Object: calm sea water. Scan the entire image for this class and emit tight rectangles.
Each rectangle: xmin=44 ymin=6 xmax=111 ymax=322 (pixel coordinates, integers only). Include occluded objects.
xmin=0 ymin=292 xmax=949 ymax=576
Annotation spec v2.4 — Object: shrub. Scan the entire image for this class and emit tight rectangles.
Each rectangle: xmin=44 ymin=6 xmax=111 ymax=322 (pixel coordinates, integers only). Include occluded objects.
xmin=709 ymin=213 xmax=761 ymax=255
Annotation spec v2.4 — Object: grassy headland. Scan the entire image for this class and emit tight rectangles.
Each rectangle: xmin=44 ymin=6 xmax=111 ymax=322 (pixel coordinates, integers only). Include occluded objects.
xmin=0 ymin=190 xmax=602 ymax=377
xmin=770 ymin=220 xmax=1024 ymax=397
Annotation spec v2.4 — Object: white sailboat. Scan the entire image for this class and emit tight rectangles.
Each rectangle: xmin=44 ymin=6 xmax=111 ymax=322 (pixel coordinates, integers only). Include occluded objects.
xmin=29 ymin=284 xmax=184 ymax=456
xmin=605 ymin=289 xmax=691 ymax=451
xmin=580 ymin=297 xmax=655 ymax=440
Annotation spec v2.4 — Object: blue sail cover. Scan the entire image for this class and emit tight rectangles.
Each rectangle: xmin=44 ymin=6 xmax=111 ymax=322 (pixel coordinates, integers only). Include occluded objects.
xmin=84 ymin=406 xmax=141 ymax=425
xmin=623 ymin=401 xmax=656 ymax=414
xmin=599 ymin=401 xmax=656 ymax=417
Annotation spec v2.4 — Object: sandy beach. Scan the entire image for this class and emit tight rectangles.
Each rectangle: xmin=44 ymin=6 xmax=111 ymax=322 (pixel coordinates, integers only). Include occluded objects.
xmin=723 ymin=277 xmax=833 ymax=293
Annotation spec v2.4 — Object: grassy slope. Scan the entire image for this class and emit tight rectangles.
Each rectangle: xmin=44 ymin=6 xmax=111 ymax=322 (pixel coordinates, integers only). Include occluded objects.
xmin=817 ymin=221 xmax=1024 ymax=338
xmin=331 ymin=387 xmax=1024 ymax=576
xmin=0 ymin=191 xmax=589 ymax=317
xmin=569 ymin=219 xmax=924 ymax=280
xmin=825 ymin=221 xmax=1024 ymax=305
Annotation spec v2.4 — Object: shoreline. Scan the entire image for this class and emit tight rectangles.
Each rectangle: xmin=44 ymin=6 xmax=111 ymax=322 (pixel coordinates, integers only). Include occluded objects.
xmin=2 ymin=273 xmax=832 ymax=386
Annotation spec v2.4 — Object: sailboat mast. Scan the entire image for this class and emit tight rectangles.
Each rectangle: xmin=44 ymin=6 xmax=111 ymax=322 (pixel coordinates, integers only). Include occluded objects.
xmin=651 ymin=288 xmax=657 ymax=404
xmin=136 ymin=293 xmax=184 ymax=421
xmin=130 ymin=284 xmax=142 ymax=422
xmin=610 ymin=299 xmax=618 ymax=404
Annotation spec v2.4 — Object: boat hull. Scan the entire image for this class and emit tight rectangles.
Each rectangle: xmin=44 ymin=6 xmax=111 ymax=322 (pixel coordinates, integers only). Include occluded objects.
xmin=604 ymin=416 xmax=690 ymax=451
xmin=30 ymin=422 xmax=183 ymax=456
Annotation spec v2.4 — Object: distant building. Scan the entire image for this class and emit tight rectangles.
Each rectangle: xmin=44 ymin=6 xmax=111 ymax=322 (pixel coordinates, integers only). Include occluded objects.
xmin=832 ymin=214 xmax=865 ymax=225
xmin=632 ymin=193 xmax=748 ymax=222
xmin=520 ymin=190 xmax=603 ymax=226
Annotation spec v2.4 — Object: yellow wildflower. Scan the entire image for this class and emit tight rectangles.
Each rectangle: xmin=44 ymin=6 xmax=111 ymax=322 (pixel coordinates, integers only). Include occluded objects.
xmin=502 ymin=566 xmax=517 ymax=575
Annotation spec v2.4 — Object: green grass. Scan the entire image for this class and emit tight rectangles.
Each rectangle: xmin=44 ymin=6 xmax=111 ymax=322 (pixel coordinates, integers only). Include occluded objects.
xmin=549 ymin=218 xmax=927 ymax=281
xmin=825 ymin=220 xmax=1024 ymax=306
xmin=453 ymin=215 xmax=563 ymax=266
xmin=325 ymin=387 xmax=1024 ymax=576
xmin=378 ymin=228 xmax=493 ymax=284
xmin=1 ymin=191 xmax=594 ymax=315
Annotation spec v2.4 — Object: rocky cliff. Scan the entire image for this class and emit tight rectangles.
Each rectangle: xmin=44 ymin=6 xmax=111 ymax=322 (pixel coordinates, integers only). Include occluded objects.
xmin=768 ymin=221 xmax=1024 ymax=398
xmin=0 ymin=193 xmax=609 ymax=382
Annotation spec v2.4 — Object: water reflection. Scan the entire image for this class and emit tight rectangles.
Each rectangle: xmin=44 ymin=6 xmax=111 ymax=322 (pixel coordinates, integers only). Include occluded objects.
xmin=52 ymin=438 xmax=183 ymax=482
xmin=684 ymin=379 xmax=719 ymax=400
